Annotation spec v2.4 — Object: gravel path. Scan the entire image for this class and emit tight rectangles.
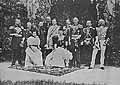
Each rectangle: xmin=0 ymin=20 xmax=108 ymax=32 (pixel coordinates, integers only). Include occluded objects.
xmin=0 ymin=62 xmax=120 ymax=85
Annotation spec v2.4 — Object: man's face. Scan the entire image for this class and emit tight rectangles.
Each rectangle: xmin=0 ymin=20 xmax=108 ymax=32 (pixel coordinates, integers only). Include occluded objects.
xmin=27 ymin=22 xmax=32 ymax=28
xmin=86 ymin=21 xmax=92 ymax=27
xmin=66 ymin=20 xmax=71 ymax=25
xmin=73 ymin=18 xmax=79 ymax=24
xmin=59 ymin=30 xmax=63 ymax=35
xmin=15 ymin=19 xmax=21 ymax=25
xmin=91 ymin=0 xmax=94 ymax=3
xmin=17 ymin=14 xmax=20 ymax=18
xmin=52 ymin=19 xmax=57 ymax=25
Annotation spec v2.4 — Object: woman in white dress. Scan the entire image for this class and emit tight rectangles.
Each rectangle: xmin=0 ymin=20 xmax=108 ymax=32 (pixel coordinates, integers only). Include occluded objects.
xmin=45 ymin=29 xmax=73 ymax=67
xmin=25 ymin=30 xmax=43 ymax=67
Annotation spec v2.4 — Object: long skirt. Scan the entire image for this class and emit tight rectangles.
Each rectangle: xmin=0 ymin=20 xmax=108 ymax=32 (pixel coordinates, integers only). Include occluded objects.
xmin=25 ymin=46 xmax=43 ymax=67
xmin=45 ymin=47 xmax=73 ymax=67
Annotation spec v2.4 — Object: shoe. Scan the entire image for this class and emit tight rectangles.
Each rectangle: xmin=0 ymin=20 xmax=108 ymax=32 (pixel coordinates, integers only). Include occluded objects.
xmin=80 ymin=65 xmax=85 ymax=69
xmin=88 ymin=67 xmax=93 ymax=69
xmin=11 ymin=64 xmax=15 ymax=66
xmin=100 ymin=67 xmax=104 ymax=70
xmin=9 ymin=64 xmax=15 ymax=68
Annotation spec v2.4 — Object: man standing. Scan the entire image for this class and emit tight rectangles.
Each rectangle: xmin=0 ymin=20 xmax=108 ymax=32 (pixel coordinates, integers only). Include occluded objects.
xmin=63 ymin=19 xmax=72 ymax=49
xmin=10 ymin=19 xmax=24 ymax=66
xmin=43 ymin=16 xmax=52 ymax=44
xmin=80 ymin=20 xmax=97 ymax=66
xmin=38 ymin=21 xmax=47 ymax=65
xmin=70 ymin=17 xmax=83 ymax=67
xmin=89 ymin=19 xmax=109 ymax=70
xmin=47 ymin=18 xmax=60 ymax=50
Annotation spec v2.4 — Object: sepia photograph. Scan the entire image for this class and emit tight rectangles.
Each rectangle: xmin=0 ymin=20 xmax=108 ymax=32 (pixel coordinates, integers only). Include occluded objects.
xmin=0 ymin=0 xmax=120 ymax=85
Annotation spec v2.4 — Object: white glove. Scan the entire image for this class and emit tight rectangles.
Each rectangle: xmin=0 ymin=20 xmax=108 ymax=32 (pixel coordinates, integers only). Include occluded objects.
xmin=81 ymin=41 xmax=84 ymax=45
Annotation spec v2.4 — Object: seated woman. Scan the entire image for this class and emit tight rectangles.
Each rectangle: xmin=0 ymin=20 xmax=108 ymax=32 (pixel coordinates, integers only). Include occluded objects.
xmin=25 ymin=30 xmax=43 ymax=67
xmin=45 ymin=29 xmax=73 ymax=68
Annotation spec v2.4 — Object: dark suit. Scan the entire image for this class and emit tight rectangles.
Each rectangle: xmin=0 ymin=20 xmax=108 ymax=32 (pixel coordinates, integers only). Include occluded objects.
xmin=40 ymin=22 xmax=52 ymax=65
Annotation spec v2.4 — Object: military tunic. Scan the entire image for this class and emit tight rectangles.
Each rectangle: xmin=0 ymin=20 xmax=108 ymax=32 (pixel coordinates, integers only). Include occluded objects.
xmin=70 ymin=24 xmax=83 ymax=67
xmin=90 ymin=26 xmax=108 ymax=68
xmin=63 ymin=25 xmax=73 ymax=49
xmin=80 ymin=26 xmax=97 ymax=65
xmin=10 ymin=25 xmax=24 ymax=65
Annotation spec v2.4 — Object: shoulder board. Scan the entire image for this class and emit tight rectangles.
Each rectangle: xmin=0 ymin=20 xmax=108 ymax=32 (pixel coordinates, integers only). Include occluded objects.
xmin=9 ymin=26 xmax=14 ymax=29
xmin=28 ymin=36 xmax=33 ymax=39
xmin=96 ymin=27 xmax=99 ymax=30
xmin=90 ymin=27 xmax=95 ymax=30
xmin=36 ymin=36 xmax=39 ymax=38
xmin=21 ymin=26 xmax=24 ymax=29
xmin=63 ymin=26 xmax=66 ymax=29
xmin=105 ymin=27 xmax=108 ymax=30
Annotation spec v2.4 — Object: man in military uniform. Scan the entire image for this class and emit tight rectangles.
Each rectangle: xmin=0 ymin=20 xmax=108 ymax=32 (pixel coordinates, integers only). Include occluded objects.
xmin=70 ymin=17 xmax=83 ymax=67
xmin=63 ymin=19 xmax=72 ymax=49
xmin=10 ymin=19 xmax=24 ymax=66
xmin=89 ymin=19 xmax=109 ymax=70
xmin=81 ymin=20 xmax=97 ymax=66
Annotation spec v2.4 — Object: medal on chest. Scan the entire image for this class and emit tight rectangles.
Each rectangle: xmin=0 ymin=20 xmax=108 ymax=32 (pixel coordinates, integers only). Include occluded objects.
xmin=84 ymin=28 xmax=92 ymax=45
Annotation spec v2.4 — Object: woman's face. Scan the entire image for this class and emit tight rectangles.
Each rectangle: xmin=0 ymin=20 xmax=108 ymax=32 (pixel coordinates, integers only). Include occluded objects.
xmin=33 ymin=32 xmax=37 ymax=37
xmin=99 ymin=19 xmax=105 ymax=26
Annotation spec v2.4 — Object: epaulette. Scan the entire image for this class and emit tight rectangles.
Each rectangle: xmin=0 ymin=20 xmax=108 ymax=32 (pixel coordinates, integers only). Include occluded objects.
xmin=9 ymin=26 xmax=14 ymax=29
